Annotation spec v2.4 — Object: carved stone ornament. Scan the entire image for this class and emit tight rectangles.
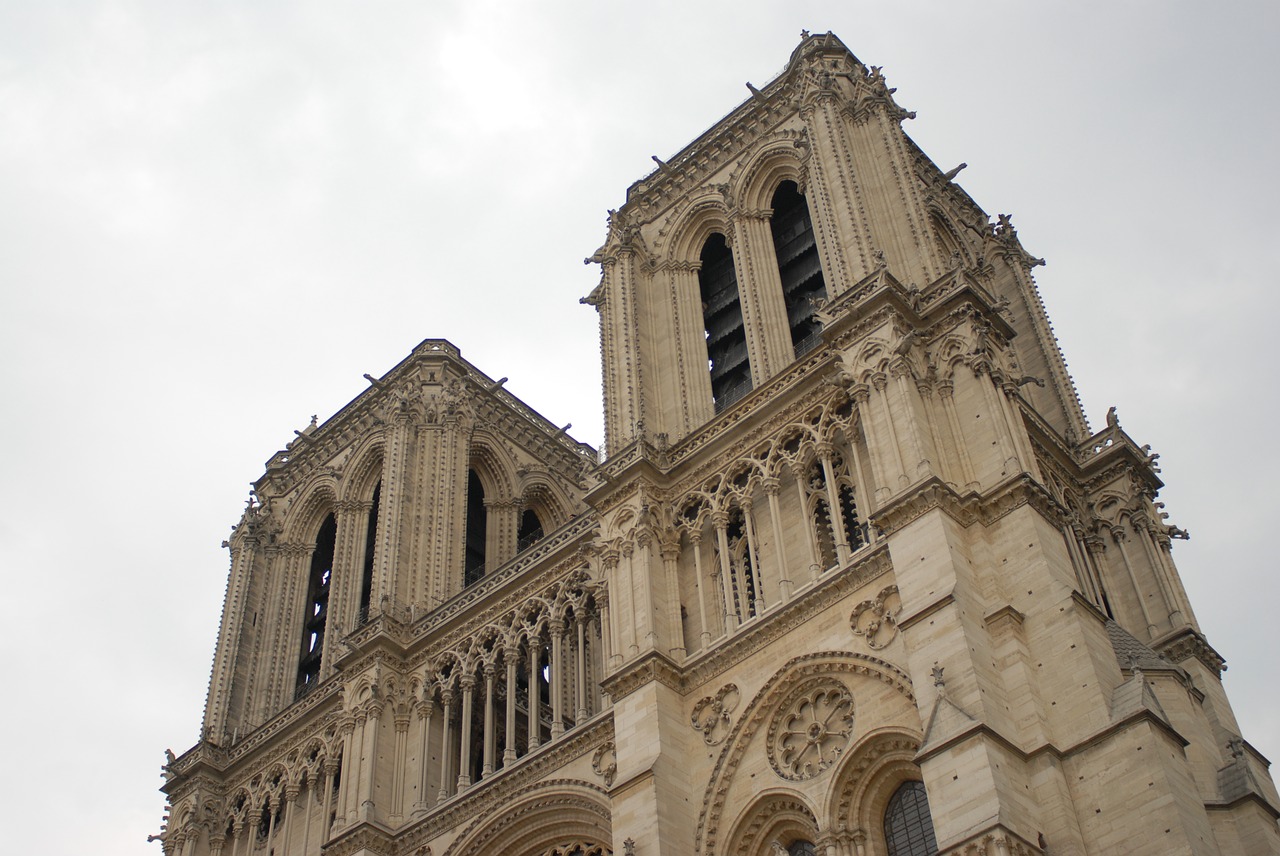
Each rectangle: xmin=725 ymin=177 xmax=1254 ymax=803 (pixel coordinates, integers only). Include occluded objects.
xmin=849 ymin=584 xmax=903 ymax=649
xmin=591 ymin=740 xmax=617 ymax=787
xmin=691 ymin=683 xmax=740 ymax=745
xmin=767 ymin=679 xmax=855 ymax=780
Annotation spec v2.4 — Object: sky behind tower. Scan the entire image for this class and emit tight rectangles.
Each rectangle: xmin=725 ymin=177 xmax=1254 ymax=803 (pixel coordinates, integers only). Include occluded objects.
xmin=1 ymin=3 xmax=1276 ymax=853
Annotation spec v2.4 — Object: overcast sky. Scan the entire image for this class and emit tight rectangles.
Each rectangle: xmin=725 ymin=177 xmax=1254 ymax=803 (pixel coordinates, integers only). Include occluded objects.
xmin=1 ymin=3 xmax=1277 ymax=854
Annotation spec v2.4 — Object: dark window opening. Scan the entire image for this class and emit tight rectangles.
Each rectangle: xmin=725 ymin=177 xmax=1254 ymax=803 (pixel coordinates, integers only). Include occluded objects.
xmin=517 ymin=508 xmax=543 ymax=551
xmin=464 ymin=469 xmax=487 ymax=586
xmin=884 ymin=780 xmax=939 ymax=856
xmin=698 ymin=233 xmax=751 ymax=410
xmin=358 ymin=481 xmax=381 ymax=620
xmin=769 ymin=181 xmax=827 ymax=357
xmin=839 ymin=482 xmax=864 ymax=551
xmin=726 ymin=509 xmax=758 ymax=620
xmin=297 ymin=513 xmax=336 ymax=692
xmin=789 ymin=843 xmax=818 ymax=856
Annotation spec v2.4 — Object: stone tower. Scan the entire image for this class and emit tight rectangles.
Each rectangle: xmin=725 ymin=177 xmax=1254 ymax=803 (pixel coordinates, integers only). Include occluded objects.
xmin=158 ymin=32 xmax=1279 ymax=856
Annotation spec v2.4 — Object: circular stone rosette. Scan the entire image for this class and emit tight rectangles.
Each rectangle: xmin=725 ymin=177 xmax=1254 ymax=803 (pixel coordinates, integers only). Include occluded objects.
xmin=766 ymin=678 xmax=855 ymax=781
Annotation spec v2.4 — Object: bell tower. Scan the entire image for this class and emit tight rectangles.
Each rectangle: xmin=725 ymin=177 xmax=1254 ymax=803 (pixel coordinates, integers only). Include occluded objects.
xmin=159 ymin=32 xmax=1278 ymax=856
xmin=582 ymin=30 xmax=1279 ymax=856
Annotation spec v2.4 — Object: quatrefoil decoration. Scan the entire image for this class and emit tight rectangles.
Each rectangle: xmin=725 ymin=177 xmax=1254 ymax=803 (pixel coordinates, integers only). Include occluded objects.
xmin=691 ymin=683 xmax=740 ymax=746
xmin=850 ymin=584 xmax=902 ymax=650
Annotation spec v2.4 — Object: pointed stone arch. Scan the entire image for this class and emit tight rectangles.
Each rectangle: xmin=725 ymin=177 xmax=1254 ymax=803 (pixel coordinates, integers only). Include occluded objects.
xmin=733 ymin=136 xmax=809 ymax=212
xmin=695 ymin=651 xmax=917 ymax=855
xmin=340 ymin=433 xmax=385 ymax=503
xmin=441 ymin=779 xmax=612 ymax=856
xmin=722 ymin=789 xmax=821 ymax=856
xmin=825 ymin=727 xmax=930 ymax=855
xmin=666 ymin=194 xmax=734 ymax=265
xmin=283 ymin=478 xmax=340 ymax=545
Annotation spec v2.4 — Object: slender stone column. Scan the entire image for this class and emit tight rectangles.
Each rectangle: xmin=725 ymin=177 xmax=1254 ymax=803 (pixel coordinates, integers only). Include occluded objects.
xmin=845 ymin=429 xmax=876 ymax=541
xmin=359 ymin=703 xmax=382 ymax=821
xmin=763 ymin=479 xmax=791 ymax=602
xmin=436 ymin=688 xmax=454 ymax=802
xmin=596 ymin=582 xmax=616 ymax=670
xmin=335 ymin=717 xmax=356 ymax=827
xmin=527 ymin=639 xmax=542 ymax=751
xmin=503 ymin=647 xmax=519 ymax=763
xmin=391 ymin=712 xmax=409 ymax=821
xmin=456 ymin=676 xmax=475 ymax=791
xmin=794 ymin=470 xmax=821 ymax=580
xmin=690 ymin=530 xmax=711 ymax=648
xmin=320 ymin=760 xmax=337 ymax=840
xmin=818 ymin=444 xmax=851 ymax=564
xmin=600 ymin=552 xmax=621 ymax=666
xmin=413 ymin=699 xmax=434 ymax=814
xmin=482 ymin=664 xmax=496 ymax=777
xmin=279 ymin=784 xmax=298 ymax=855
xmin=937 ymin=379 xmax=978 ymax=490
xmin=659 ymin=540 xmax=685 ymax=656
xmin=917 ymin=378 xmax=950 ymax=488
xmin=976 ymin=366 xmax=1020 ymax=475
xmin=891 ymin=361 xmax=930 ymax=479
xmin=712 ymin=512 xmax=738 ymax=631
xmin=576 ymin=621 xmax=588 ymax=721
xmin=264 ymin=797 xmax=279 ymax=856
xmin=208 ymin=833 xmax=225 ymax=856
xmin=870 ymin=372 xmax=908 ymax=490
xmin=1083 ymin=534 xmax=1114 ymax=612
xmin=1133 ymin=514 xmax=1183 ymax=625
xmin=550 ymin=618 xmax=566 ymax=738
xmin=1063 ymin=524 xmax=1102 ymax=607
xmin=622 ymin=542 xmax=642 ymax=653
xmin=230 ymin=821 xmax=245 ymax=856
xmin=1111 ymin=526 xmax=1156 ymax=636
xmin=299 ymin=778 xmax=315 ymax=856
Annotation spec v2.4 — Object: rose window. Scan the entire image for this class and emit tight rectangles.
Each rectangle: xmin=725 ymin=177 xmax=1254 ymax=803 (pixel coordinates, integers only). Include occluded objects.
xmin=768 ymin=680 xmax=855 ymax=780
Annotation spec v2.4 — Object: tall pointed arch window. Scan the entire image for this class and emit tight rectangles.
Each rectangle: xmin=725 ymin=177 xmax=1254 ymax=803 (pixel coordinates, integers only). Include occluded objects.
xmin=297 ymin=513 xmax=337 ymax=693
xmin=464 ymin=469 xmax=487 ymax=586
xmin=357 ymin=481 xmax=381 ymax=621
xmin=769 ymin=181 xmax=827 ymax=357
xmin=698 ymin=233 xmax=751 ymax=411
xmin=884 ymin=780 xmax=939 ymax=856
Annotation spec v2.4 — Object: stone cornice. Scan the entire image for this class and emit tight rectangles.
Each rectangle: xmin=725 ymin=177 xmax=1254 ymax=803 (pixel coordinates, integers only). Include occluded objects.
xmin=323 ymin=819 xmax=397 ymax=856
xmin=600 ymin=650 xmax=684 ymax=700
xmin=1153 ymin=626 xmax=1227 ymax=677
xmin=870 ymin=474 xmax=1069 ymax=539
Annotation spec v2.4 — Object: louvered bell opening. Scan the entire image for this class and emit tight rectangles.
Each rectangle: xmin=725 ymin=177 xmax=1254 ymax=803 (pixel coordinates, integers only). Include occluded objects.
xmin=771 ymin=181 xmax=827 ymax=357
xmin=699 ymin=233 xmax=752 ymax=407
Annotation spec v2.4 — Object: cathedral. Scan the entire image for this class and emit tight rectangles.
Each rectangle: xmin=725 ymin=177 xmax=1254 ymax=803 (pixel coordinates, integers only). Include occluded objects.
xmin=158 ymin=32 xmax=1280 ymax=856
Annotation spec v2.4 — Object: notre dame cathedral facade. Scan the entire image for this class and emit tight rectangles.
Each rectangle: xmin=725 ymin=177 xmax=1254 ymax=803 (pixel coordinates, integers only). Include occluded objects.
xmin=158 ymin=32 xmax=1280 ymax=856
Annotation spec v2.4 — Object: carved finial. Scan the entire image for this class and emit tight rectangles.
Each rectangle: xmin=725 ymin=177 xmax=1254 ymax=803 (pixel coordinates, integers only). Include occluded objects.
xmin=931 ymin=663 xmax=945 ymax=688
xmin=800 ymin=29 xmax=810 ymax=40
xmin=623 ymin=838 xmax=636 ymax=856
xmin=1228 ymin=737 xmax=1246 ymax=761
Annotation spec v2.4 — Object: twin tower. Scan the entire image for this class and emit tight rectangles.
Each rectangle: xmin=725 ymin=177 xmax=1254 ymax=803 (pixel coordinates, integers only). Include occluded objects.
xmin=159 ymin=32 xmax=1280 ymax=856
